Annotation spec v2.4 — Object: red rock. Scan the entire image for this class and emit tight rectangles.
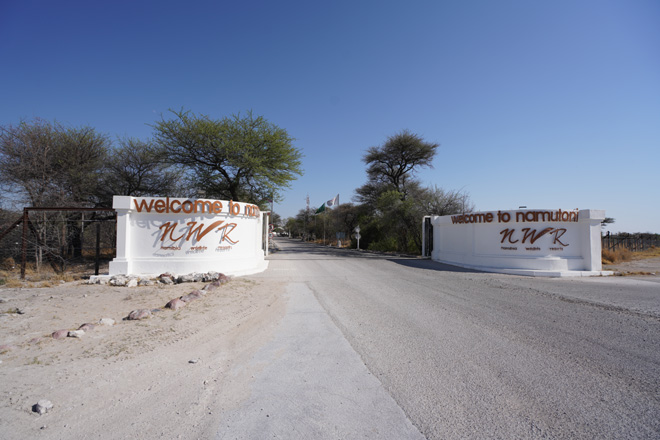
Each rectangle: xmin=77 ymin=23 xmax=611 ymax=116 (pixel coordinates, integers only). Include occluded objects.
xmin=52 ymin=330 xmax=68 ymax=340
xmin=203 ymin=282 xmax=219 ymax=291
xmin=166 ymin=298 xmax=186 ymax=310
xmin=180 ymin=291 xmax=203 ymax=303
xmin=126 ymin=309 xmax=152 ymax=320
xmin=78 ymin=323 xmax=96 ymax=332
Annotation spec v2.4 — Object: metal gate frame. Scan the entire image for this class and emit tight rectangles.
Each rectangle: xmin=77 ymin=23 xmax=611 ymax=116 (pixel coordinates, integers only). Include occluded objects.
xmin=0 ymin=207 xmax=115 ymax=278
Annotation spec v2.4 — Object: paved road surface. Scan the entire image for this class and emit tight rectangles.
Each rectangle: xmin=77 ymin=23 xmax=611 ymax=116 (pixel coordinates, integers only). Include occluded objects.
xmin=217 ymin=238 xmax=660 ymax=439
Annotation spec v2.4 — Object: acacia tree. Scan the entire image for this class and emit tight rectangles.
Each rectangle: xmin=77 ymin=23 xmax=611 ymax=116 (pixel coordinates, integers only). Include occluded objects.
xmin=54 ymin=126 xmax=109 ymax=205
xmin=363 ymin=129 xmax=438 ymax=196
xmin=0 ymin=119 xmax=109 ymax=207
xmin=354 ymin=130 xmax=473 ymax=253
xmin=418 ymin=185 xmax=474 ymax=216
xmin=0 ymin=119 xmax=62 ymax=207
xmin=0 ymin=119 xmax=111 ymax=262
xmin=153 ymin=109 xmax=303 ymax=206
xmin=98 ymin=137 xmax=182 ymax=205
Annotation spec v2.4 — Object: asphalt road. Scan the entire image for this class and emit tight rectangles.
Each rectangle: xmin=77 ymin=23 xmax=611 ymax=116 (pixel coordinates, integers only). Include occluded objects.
xmin=220 ymin=238 xmax=660 ymax=439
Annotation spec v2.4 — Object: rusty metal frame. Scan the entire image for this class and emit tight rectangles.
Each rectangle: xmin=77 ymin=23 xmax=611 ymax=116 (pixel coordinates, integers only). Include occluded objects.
xmin=0 ymin=207 xmax=116 ymax=279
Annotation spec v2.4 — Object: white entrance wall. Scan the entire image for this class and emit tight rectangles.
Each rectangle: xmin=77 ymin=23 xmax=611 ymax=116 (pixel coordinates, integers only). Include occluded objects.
xmin=424 ymin=209 xmax=612 ymax=277
xmin=109 ymin=196 xmax=268 ymax=277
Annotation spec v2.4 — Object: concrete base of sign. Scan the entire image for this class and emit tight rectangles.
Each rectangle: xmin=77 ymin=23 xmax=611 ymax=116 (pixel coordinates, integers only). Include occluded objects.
xmin=91 ymin=260 xmax=269 ymax=283
xmin=108 ymin=258 xmax=269 ymax=278
xmin=107 ymin=196 xmax=270 ymax=279
xmin=433 ymin=259 xmax=613 ymax=278
xmin=425 ymin=209 xmax=611 ymax=278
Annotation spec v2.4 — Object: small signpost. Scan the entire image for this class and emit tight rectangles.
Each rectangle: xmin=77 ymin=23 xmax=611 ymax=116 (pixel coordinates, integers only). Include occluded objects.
xmin=336 ymin=231 xmax=345 ymax=247
xmin=354 ymin=225 xmax=361 ymax=250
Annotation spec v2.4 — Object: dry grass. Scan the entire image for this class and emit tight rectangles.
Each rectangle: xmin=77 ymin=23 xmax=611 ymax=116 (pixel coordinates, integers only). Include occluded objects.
xmin=602 ymin=248 xmax=633 ymax=264
xmin=602 ymin=245 xmax=660 ymax=265
xmin=636 ymin=246 xmax=660 ymax=259
xmin=0 ymin=266 xmax=80 ymax=288
xmin=613 ymin=271 xmax=655 ymax=277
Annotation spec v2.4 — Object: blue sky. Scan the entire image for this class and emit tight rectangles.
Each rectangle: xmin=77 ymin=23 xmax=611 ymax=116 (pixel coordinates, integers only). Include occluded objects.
xmin=1 ymin=0 xmax=658 ymax=233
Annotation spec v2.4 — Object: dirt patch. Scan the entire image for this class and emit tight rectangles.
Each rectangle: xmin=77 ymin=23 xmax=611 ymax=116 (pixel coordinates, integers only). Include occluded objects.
xmin=603 ymin=256 xmax=660 ymax=276
xmin=0 ymin=277 xmax=287 ymax=439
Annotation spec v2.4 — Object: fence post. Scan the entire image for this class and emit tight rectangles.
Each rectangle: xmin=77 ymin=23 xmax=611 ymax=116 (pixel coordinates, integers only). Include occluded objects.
xmin=95 ymin=221 xmax=101 ymax=276
xmin=20 ymin=209 xmax=28 ymax=279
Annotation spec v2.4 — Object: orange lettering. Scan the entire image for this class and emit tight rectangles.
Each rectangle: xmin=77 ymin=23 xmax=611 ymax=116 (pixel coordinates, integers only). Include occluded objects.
xmin=154 ymin=199 xmax=166 ymax=213
xmin=171 ymin=200 xmax=181 ymax=213
xmin=551 ymin=228 xmax=569 ymax=246
xmin=134 ymin=199 xmax=154 ymax=212
xmin=500 ymin=229 xmax=519 ymax=244
xmin=521 ymin=227 xmax=554 ymax=244
xmin=194 ymin=200 xmax=213 ymax=213
xmin=185 ymin=220 xmax=226 ymax=242
xmin=159 ymin=222 xmax=186 ymax=242
xmin=217 ymin=222 xmax=239 ymax=244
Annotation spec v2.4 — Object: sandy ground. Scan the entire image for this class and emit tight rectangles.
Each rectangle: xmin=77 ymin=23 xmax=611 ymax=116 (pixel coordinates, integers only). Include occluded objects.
xmin=1 ymin=254 xmax=657 ymax=439
xmin=0 ymin=277 xmax=287 ymax=439
xmin=603 ymin=256 xmax=660 ymax=276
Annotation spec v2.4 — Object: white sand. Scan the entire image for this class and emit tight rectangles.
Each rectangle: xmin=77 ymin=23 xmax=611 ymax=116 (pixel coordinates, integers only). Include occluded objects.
xmin=0 ymin=277 xmax=287 ymax=439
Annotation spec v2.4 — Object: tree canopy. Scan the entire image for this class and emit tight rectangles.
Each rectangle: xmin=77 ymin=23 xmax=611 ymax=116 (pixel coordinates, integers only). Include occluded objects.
xmin=97 ymin=137 xmax=182 ymax=206
xmin=353 ymin=130 xmax=472 ymax=253
xmin=0 ymin=119 xmax=110 ymax=207
xmin=363 ymin=129 xmax=438 ymax=195
xmin=152 ymin=109 xmax=303 ymax=206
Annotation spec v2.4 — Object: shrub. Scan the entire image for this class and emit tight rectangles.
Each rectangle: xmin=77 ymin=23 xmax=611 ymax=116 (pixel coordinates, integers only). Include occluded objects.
xmin=602 ymin=248 xmax=633 ymax=264
xmin=368 ymin=236 xmax=398 ymax=252
xmin=0 ymin=257 xmax=16 ymax=270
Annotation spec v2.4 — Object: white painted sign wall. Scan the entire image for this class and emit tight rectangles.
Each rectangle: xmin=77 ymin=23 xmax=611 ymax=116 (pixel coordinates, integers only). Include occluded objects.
xmin=424 ymin=209 xmax=610 ymax=277
xmin=109 ymin=196 xmax=268 ymax=276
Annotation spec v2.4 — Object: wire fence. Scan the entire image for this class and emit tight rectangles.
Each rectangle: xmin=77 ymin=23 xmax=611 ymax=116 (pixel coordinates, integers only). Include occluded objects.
xmin=601 ymin=232 xmax=660 ymax=252
xmin=0 ymin=208 xmax=116 ymax=278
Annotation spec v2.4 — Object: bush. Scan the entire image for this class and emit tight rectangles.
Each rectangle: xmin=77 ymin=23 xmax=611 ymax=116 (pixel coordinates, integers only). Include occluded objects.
xmin=368 ymin=236 xmax=398 ymax=252
xmin=0 ymin=257 xmax=16 ymax=270
xmin=602 ymin=248 xmax=633 ymax=264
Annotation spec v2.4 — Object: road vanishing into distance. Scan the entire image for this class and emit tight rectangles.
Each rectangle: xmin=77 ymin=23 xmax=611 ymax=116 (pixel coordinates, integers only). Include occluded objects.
xmin=217 ymin=238 xmax=660 ymax=439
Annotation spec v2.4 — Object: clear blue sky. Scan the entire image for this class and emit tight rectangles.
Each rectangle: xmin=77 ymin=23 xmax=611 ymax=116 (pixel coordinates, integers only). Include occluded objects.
xmin=1 ymin=0 xmax=658 ymax=233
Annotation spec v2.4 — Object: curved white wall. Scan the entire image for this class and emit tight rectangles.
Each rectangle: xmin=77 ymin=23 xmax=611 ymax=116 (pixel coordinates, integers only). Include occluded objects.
xmin=426 ymin=209 xmax=610 ymax=277
xmin=109 ymin=196 xmax=268 ymax=277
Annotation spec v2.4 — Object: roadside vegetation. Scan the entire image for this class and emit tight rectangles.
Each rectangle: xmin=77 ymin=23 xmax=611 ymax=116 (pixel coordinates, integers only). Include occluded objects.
xmin=602 ymin=246 xmax=660 ymax=265
xmin=0 ymin=112 xmax=304 ymax=276
xmin=284 ymin=130 xmax=473 ymax=254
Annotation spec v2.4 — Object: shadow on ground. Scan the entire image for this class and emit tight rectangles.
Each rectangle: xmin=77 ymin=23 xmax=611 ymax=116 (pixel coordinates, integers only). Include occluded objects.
xmin=387 ymin=258 xmax=483 ymax=273
xmin=270 ymin=239 xmax=482 ymax=274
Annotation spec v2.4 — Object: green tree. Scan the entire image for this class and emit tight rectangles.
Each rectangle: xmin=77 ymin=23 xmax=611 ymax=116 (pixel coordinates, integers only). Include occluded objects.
xmin=601 ymin=217 xmax=615 ymax=229
xmin=333 ymin=203 xmax=360 ymax=239
xmin=354 ymin=131 xmax=472 ymax=253
xmin=284 ymin=217 xmax=299 ymax=237
xmin=363 ymin=129 xmax=438 ymax=196
xmin=152 ymin=109 xmax=303 ymax=206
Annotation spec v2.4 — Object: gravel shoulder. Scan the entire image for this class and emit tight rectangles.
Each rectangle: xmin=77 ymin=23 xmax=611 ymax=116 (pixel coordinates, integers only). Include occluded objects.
xmin=603 ymin=256 xmax=660 ymax=277
xmin=0 ymin=277 xmax=287 ymax=439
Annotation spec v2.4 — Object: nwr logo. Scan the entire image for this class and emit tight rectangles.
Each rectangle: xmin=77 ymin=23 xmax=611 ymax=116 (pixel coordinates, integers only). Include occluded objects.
xmin=499 ymin=228 xmax=569 ymax=246
xmin=159 ymin=221 xmax=239 ymax=245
